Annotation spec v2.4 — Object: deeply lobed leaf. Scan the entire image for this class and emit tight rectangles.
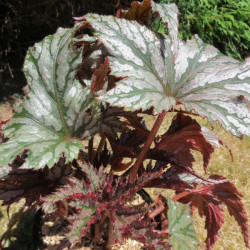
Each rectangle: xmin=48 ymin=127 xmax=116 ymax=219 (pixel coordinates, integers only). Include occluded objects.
xmin=116 ymin=0 xmax=152 ymax=24
xmin=42 ymin=161 xmax=166 ymax=246
xmin=0 ymin=160 xmax=72 ymax=206
xmin=157 ymin=112 xmax=226 ymax=172
xmin=178 ymin=175 xmax=249 ymax=249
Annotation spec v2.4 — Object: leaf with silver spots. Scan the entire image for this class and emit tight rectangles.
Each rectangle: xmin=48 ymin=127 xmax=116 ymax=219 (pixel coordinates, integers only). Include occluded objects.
xmin=0 ymin=27 xmax=101 ymax=170
xmin=86 ymin=10 xmax=250 ymax=137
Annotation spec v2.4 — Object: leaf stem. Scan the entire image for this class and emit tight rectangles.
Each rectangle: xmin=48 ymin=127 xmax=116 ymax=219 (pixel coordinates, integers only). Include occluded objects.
xmin=96 ymin=134 xmax=106 ymax=161
xmin=0 ymin=204 xmax=36 ymax=247
xmin=172 ymin=191 xmax=190 ymax=202
xmin=129 ymin=110 xmax=167 ymax=181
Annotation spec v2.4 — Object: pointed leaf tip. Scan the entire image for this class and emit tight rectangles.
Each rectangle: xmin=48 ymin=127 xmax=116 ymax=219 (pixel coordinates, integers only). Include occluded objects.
xmin=157 ymin=113 xmax=215 ymax=172
xmin=116 ymin=0 xmax=152 ymax=24
xmin=91 ymin=57 xmax=110 ymax=93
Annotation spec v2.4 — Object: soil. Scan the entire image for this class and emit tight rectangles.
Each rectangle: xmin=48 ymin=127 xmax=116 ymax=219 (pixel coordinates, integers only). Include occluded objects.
xmin=0 ymin=94 xmax=22 ymax=122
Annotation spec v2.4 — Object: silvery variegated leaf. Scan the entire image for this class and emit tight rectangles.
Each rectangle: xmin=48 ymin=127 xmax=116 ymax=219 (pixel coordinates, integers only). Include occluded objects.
xmin=151 ymin=2 xmax=179 ymax=43
xmin=0 ymin=165 xmax=12 ymax=178
xmin=167 ymin=197 xmax=199 ymax=250
xmin=0 ymin=27 xmax=101 ymax=170
xmin=86 ymin=14 xmax=176 ymax=113
xmin=165 ymin=36 xmax=250 ymax=137
xmin=179 ymin=172 xmax=229 ymax=187
xmin=86 ymin=13 xmax=250 ymax=137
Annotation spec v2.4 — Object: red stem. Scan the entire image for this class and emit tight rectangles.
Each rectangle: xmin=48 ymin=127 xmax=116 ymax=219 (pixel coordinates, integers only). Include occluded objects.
xmin=148 ymin=202 xmax=165 ymax=219
xmin=97 ymin=134 xmax=106 ymax=161
xmin=172 ymin=191 xmax=190 ymax=202
xmin=129 ymin=110 xmax=167 ymax=181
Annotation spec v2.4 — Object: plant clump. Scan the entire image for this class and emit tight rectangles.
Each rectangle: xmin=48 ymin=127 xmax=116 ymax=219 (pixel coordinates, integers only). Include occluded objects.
xmin=0 ymin=0 xmax=249 ymax=249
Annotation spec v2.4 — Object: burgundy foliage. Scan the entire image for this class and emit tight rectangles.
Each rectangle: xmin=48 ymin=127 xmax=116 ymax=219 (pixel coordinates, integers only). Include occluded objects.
xmin=116 ymin=0 xmax=152 ymax=24
xmin=178 ymin=175 xmax=249 ymax=249
xmin=157 ymin=112 xmax=214 ymax=171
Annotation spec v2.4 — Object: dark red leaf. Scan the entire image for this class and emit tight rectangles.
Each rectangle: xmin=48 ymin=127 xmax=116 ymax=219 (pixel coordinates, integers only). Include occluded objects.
xmin=157 ymin=112 xmax=214 ymax=172
xmin=209 ymin=175 xmax=249 ymax=248
xmin=116 ymin=0 xmax=152 ymax=24
xmin=91 ymin=57 xmax=110 ymax=93
xmin=0 ymin=159 xmax=71 ymax=206
xmin=145 ymin=166 xmax=193 ymax=191
xmin=178 ymin=175 xmax=249 ymax=249
xmin=0 ymin=119 xmax=10 ymax=143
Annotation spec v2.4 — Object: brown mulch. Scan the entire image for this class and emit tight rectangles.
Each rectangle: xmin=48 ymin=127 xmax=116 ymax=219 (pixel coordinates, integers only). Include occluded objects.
xmin=0 ymin=95 xmax=22 ymax=122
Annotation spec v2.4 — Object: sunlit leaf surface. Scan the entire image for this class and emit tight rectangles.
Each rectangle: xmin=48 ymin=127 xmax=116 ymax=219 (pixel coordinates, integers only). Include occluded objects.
xmin=86 ymin=10 xmax=250 ymax=137
xmin=0 ymin=28 xmax=101 ymax=170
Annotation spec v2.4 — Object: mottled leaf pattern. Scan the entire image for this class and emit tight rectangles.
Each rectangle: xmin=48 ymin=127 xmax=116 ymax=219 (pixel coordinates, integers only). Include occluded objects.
xmin=86 ymin=14 xmax=176 ymax=113
xmin=86 ymin=11 xmax=250 ymax=137
xmin=165 ymin=36 xmax=250 ymax=137
xmin=42 ymin=161 xmax=166 ymax=245
xmin=152 ymin=2 xmax=179 ymax=43
xmin=67 ymin=206 xmax=97 ymax=243
xmin=0 ymin=27 xmax=101 ymax=170
xmin=167 ymin=197 xmax=199 ymax=250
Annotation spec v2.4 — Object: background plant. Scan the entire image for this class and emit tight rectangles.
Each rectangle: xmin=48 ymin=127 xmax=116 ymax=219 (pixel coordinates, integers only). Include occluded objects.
xmin=154 ymin=0 xmax=250 ymax=60
xmin=0 ymin=0 xmax=249 ymax=249
xmin=0 ymin=0 xmax=132 ymax=100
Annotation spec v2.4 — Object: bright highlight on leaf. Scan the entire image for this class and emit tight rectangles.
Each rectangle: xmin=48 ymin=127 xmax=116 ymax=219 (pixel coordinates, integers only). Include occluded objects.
xmin=0 ymin=27 xmax=101 ymax=170
xmin=86 ymin=13 xmax=177 ymax=113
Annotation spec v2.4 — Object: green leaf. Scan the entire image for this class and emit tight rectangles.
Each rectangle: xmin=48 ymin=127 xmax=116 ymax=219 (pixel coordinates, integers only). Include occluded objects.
xmin=86 ymin=10 xmax=250 ymax=137
xmin=0 ymin=27 xmax=101 ymax=170
xmin=167 ymin=197 xmax=199 ymax=250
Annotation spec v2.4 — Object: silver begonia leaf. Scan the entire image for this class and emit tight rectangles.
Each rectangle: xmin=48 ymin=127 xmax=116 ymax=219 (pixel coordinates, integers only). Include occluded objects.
xmin=152 ymin=2 xmax=179 ymax=42
xmin=0 ymin=27 xmax=101 ymax=170
xmin=85 ymin=9 xmax=250 ymax=137
xmin=167 ymin=197 xmax=199 ymax=250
